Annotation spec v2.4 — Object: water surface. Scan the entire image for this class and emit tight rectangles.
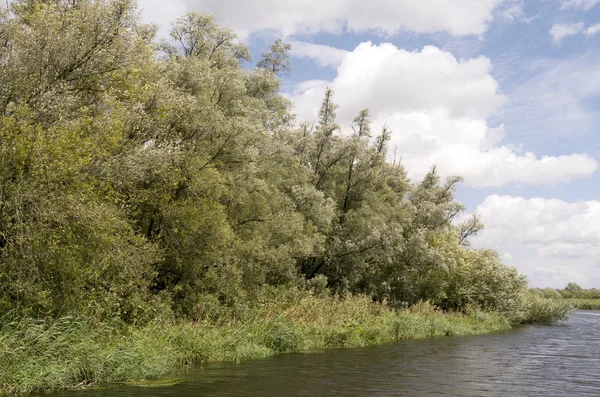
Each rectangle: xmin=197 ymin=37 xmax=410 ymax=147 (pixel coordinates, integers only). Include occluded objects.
xmin=62 ymin=311 xmax=600 ymax=396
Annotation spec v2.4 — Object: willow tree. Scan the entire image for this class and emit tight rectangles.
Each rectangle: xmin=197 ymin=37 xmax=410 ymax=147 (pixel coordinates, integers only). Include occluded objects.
xmin=0 ymin=0 xmax=161 ymax=319
xmin=0 ymin=1 xmax=533 ymax=322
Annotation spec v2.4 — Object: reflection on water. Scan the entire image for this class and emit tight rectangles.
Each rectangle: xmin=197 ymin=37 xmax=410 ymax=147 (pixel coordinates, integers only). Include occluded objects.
xmin=60 ymin=311 xmax=600 ymax=397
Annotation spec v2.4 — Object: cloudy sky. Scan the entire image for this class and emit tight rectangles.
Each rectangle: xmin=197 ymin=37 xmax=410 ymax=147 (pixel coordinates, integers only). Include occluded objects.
xmin=139 ymin=0 xmax=600 ymax=289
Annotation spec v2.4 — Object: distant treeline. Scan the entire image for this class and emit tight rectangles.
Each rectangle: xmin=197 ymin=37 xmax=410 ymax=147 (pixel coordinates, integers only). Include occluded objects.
xmin=537 ymin=283 xmax=600 ymax=300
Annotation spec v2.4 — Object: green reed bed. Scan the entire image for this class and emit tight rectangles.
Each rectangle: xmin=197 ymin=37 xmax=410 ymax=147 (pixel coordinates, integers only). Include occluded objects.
xmin=0 ymin=293 xmax=570 ymax=396
xmin=0 ymin=297 xmax=508 ymax=396
xmin=563 ymin=299 xmax=600 ymax=310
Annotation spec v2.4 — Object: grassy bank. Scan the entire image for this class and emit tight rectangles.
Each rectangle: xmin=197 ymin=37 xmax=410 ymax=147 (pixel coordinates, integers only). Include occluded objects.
xmin=0 ymin=289 xmax=572 ymax=396
xmin=562 ymin=299 xmax=600 ymax=310
xmin=1 ymin=295 xmax=513 ymax=396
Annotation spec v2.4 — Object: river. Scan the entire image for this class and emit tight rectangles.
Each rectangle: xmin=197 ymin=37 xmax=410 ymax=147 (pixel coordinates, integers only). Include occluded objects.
xmin=59 ymin=311 xmax=600 ymax=397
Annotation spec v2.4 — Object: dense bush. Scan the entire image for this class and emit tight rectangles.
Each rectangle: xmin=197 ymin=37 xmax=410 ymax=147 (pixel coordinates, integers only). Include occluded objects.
xmin=0 ymin=0 xmax=565 ymax=327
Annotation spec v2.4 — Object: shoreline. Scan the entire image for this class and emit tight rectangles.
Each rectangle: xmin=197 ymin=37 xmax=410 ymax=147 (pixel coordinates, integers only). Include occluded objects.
xmin=1 ymin=297 xmax=515 ymax=396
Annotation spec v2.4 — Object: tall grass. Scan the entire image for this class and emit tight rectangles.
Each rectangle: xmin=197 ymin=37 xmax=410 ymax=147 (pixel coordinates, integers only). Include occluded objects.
xmin=0 ymin=316 xmax=181 ymax=396
xmin=0 ymin=291 xmax=571 ymax=396
xmin=0 ymin=296 xmax=510 ymax=396
xmin=563 ymin=299 xmax=600 ymax=310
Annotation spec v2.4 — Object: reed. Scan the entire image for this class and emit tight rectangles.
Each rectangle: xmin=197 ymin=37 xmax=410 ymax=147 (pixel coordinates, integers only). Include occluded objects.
xmin=0 ymin=296 xmax=509 ymax=396
xmin=0 ymin=291 xmax=571 ymax=396
xmin=563 ymin=299 xmax=600 ymax=310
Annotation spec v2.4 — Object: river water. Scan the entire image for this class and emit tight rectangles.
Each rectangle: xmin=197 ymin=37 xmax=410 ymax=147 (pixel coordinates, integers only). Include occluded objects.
xmin=62 ymin=311 xmax=600 ymax=397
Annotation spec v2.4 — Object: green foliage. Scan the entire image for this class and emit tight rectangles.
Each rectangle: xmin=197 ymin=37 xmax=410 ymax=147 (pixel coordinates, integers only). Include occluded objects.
xmin=535 ymin=284 xmax=600 ymax=304
xmin=167 ymin=12 xmax=251 ymax=64
xmin=0 ymin=291 xmax=514 ymax=395
xmin=0 ymin=316 xmax=180 ymax=396
xmin=0 ymin=4 xmax=577 ymax=396
xmin=563 ymin=299 xmax=600 ymax=310
xmin=538 ymin=288 xmax=563 ymax=300
xmin=518 ymin=293 xmax=573 ymax=324
xmin=565 ymin=282 xmax=584 ymax=294
xmin=0 ymin=5 xmax=573 ymax=392
xmin=257 ymin=38 xmax=292 ymax=76
xmin=443 ymin=249 xmax=528 ymax=314
xmin=556 ymin=284 xmax=600 ymax=299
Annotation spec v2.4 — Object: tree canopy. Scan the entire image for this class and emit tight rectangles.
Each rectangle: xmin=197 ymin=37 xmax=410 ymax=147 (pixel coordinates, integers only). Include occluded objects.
xmin=0 ymin=0 xmax=531 ymax=322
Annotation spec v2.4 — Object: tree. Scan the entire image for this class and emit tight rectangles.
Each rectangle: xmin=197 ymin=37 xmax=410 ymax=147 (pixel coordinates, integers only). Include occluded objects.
xmin=375 ymin=125 xmax=392 ymax=155
xmin=0 ymin=0 xmax=161 ymax=320
xmin=257 ymin=38 xmax=292 ymax=76
xmin=312 ymin=87 xmax=343 ymax=190
xmin=565 ymin=282 xmax=583 ymax=292
xmin=341 ymin=109 xmax=372 ymax=216
xmin=169 ymin=12 xmax=250 ymax=65
xmin=0 ymin=1 xmax=538 ymax=324
xmin=458 ymin=214 xmax=484 ymax=246
xmin=564 ymin=282 xmax=584 ymax=298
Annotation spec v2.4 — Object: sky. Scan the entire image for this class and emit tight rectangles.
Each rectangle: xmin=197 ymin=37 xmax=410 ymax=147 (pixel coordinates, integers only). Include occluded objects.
xmin=138 ymin=0 xmax=600 ymax=289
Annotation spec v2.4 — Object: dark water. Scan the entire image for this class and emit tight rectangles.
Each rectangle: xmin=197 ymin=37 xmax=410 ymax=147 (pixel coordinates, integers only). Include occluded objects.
xmin=64 ymin=311 xmax=600 ymax=397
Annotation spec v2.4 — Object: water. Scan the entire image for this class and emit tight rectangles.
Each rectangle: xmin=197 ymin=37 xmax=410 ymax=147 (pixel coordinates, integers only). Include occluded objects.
xmin=62 ymin=311 xmax=600 ymax=397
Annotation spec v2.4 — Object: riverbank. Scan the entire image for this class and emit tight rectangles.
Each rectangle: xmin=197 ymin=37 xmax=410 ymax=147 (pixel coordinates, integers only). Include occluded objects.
xmin=561 ymin=299 xmax=600 ymax=310
xmin=0 ymin=291 xmax=571 ymax=396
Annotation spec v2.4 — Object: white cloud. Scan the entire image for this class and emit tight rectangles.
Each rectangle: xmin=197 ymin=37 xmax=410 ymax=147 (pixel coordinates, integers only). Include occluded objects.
xmin=291 ymin=43 xmax=598 ymax=187
xmin=585 ymin=23 xmax=600 ymax=36
xmin=498 ymin=0 xmax=539 ymax=24
xmin=530 ymin=266 xmax=587 ymax=289
xmin=139 ymin=0 xmax=507 ymax=38
xmin=288 ymin=41 xmax=349 ymax=68
xmin=547 ymin=21 xmax=600 ymax=42
xmin=470 ymin=195 xmax=600 ymax=288
xmin=474 ymin=195 xmax=600 ymax=257
xmin=560 ymin=0 xmax=600 ymax=10
xmin=138 ymin=0 xmax=188 ymax=39
xmin=294 ymin=44 xmax=505 ymax=120
xmin=550 ymin=22 xmax=585 ymax=43
xmin=499 ymin=0 xmax=525 ymax=22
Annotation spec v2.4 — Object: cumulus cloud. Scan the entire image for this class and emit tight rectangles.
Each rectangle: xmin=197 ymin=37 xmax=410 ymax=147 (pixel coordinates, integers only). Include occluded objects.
xmin=550 ymin=22 xmax=585 ymax=43
xmin=291 ymin=43 xmax=598 ymax=187
xmin=470 ymin=195 xmax=600 ymax=287
xmin=294 ymin=44 xmax=505 ymax=120
xmin=560 ymin=0 xmax=600 ymax=10
xmin=474 ymin=195 xmax=600 ymax=257
xmin=288 ymin=41 xmax=349 ymax=68
xmin=139 ymin=0 xmax=507 ymax=38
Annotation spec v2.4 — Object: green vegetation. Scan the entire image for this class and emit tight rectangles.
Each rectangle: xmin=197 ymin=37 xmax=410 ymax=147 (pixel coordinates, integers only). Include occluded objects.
xmin=0 ymin=1 xmax=572 ymax=394
xmin=0 ymin=290 xmax=526 ymax=396
xmin=520 ymin=292 xmax=573 ymax=324
xmin=536 ymin=283 xmax=600 ymax=310
xmin=563 ymin=299 xmax=600 ymax=310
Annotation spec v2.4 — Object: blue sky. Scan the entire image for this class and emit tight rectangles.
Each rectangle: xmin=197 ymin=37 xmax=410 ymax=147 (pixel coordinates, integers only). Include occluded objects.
xmin=140 ymin=0 xmax=600 ymax=288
